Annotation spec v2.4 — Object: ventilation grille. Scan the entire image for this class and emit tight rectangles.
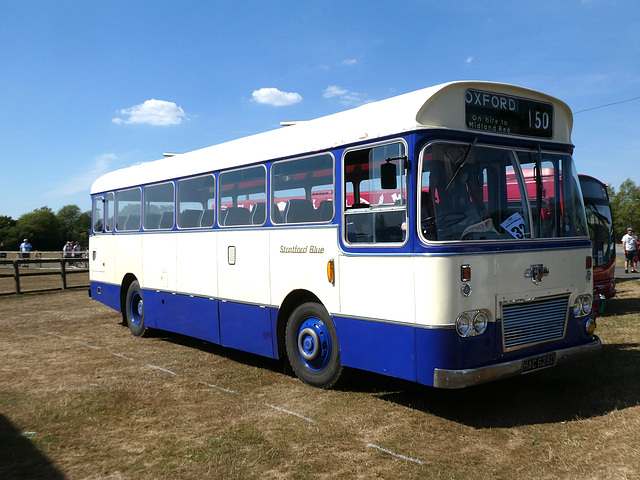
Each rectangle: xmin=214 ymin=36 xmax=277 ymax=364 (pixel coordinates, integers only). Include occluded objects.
xmin=502 ymin=296 xmax=568 ymax=351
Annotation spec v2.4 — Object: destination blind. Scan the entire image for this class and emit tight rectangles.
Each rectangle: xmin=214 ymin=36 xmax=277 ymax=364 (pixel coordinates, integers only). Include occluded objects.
xmin=465 ymin=89 xmax=554 ymax=138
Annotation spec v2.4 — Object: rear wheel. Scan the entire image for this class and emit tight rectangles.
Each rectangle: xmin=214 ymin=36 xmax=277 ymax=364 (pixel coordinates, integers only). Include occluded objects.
xmin=125 ymin=280 xmax=148 ymax=337
xmin=285 ymin=302 xmax=344 ymax=388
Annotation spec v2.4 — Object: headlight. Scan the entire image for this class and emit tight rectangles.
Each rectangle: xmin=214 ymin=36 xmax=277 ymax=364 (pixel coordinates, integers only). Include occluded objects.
xmin=473 ymin=311 xmax=488 ymax=334
xmin=456 ymin=313 xmax=472 ymax=337
xmin=573 ymin=295 xmax=593 ymax=317
xmin=572 ymin=300 xmax=582 ymax=317
xmin=581 ymin=295 xmax=593 ymax=315
xmin=456 ymin=310 xmax=490 ymax=338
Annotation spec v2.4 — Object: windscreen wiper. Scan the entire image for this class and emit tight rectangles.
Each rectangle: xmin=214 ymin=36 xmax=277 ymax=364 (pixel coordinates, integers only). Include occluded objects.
xmin=445 ymin=137 xmax=478 ymax=191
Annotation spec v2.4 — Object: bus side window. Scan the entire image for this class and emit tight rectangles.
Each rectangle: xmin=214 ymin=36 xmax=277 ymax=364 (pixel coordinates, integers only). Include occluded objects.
xmin=178 ymin=175 xmax=215 ymax=230
xmin=218 ymin=166 xmax=266 ymax=227
xmin=92 ymin=196 xmax=104 ymax=233
xmin=105 ymin=192 xmax=115 ymax=232
xmin=116 ymin=188 xmax=141 ymax=231
xmin=271 ymin=154 xmax=334 ymax=225
xmin=343 ymin=141 xmax=406 ymax=244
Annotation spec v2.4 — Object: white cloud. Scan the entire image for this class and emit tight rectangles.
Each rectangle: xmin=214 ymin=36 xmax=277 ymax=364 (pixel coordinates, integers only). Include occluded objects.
xmin=466 ymin=56 xmax=474 ymax=64
xmin=251 ymin=88 xmax=302 ymax=106
xmin=113 ymin=99 xmax=187 ymax=126
xmin=323 ymin=85 xmax=370 ymax=106
xmin=342 ymin=59 xmax=358 ymax=65
xmin=323 ymin=85 xmax=349 ymax=98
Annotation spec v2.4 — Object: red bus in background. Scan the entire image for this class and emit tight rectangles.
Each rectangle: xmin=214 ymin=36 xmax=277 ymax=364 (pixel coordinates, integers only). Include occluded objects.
xmin=579 ymin=174 xmax=616 ymax=310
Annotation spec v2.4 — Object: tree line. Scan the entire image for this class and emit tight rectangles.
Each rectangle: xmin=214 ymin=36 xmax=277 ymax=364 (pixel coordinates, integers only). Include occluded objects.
xmin=0 ymin=205 xmax=90 ymax=252
xmin=0 ymin=179 xmax=637 ymax=253
xmin=610 ymin=178 xmax=640 ymax=241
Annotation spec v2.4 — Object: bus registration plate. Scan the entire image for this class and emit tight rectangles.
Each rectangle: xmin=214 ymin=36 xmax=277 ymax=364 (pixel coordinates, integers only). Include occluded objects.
xmin=521 ymin=352 xmax=556 ymax=374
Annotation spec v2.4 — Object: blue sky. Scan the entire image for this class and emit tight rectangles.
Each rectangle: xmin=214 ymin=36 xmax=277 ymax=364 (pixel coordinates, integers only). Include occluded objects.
xmin=1 ymin=0 xmax=639 ymax=219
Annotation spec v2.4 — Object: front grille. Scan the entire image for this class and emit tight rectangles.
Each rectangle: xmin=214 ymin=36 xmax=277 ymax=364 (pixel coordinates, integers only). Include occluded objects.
xmin=501 ymin=296 xmax=568 ymax=351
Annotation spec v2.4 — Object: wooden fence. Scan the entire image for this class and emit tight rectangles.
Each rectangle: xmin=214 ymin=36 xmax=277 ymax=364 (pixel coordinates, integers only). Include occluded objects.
xmin=0 ymin=252 xmax=89 ymax=295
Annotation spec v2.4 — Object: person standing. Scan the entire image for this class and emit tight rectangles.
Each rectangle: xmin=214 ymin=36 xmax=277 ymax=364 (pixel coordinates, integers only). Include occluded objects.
xmin=19 ymin=238 xmax=32 ymax=267
xmin=621 ymin=227 xmax=638 ymax=274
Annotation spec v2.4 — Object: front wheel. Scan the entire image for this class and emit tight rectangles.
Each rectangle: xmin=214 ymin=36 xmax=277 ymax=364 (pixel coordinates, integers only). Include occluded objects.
xmin=285 ymin=302 xmax=344 ymax=388
xmin=125 ymin=280 xmax=148 ymax=337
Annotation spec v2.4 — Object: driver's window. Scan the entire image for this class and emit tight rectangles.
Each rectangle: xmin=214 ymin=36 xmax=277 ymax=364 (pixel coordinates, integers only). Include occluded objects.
xmin=420 ymin=142 xmax=521 ymax=241
xmin=343 ymin=142 xmax=407 ymax=244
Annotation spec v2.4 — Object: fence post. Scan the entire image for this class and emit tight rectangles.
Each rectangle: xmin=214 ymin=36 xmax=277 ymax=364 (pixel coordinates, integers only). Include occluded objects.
xmin=60 ymin=259 xmax=67 ymax=290
xmin=13 ymin=260 xmax=21 ymax=294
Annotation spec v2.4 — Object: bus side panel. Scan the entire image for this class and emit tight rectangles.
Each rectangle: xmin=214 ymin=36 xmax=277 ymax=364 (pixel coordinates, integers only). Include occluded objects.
xmin=90 ymin=281 xmax=121 ymax=312
xmin=176 ymin=232 xmax=218 ymax=297
xmin=115 ymin=235 xmax=143 ymax=286
xmin=147 ymin=290 xmax=220 ymax=344
xmin=333 ymin=316 xmax=417 ymax=382
xmin=89 ymin=235 xmax=105 ymax=279
xmin=219 ymin=301 xmax=274 ymax=358
xmin=142 ymin=234 xmax=177 ymax=292
xmin=270 ymin=227 xmax=340 ymax=314
xmin=218 ymin=230 xmax=270 ymax=305
xmin=338 ymin=255 xmax=415 ymax=325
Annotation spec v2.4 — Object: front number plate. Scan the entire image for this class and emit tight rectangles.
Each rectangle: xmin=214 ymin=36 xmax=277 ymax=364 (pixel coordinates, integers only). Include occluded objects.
xmin=521 ymin=352 xmax=556 ymax=374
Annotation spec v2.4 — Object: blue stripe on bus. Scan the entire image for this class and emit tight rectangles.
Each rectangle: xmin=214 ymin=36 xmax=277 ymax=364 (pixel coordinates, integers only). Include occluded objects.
xmin=90 ymin=282 xmax=121 ymax=311
xmin=147 ymin=291 xmax=221 ymax=344
xmin=333 ymin=316 xmax=497 ymax=386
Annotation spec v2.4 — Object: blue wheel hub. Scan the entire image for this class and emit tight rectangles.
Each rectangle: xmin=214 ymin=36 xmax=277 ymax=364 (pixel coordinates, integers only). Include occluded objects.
xmin=296 ymin=317 xmax=331 ymax=371
xmin=130 ymin=293 xmax=143 ymax=326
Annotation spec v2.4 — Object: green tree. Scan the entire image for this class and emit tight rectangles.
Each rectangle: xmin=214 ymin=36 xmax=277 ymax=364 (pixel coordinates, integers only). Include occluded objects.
xmin=0 ymin=215 xmax=18 ymax=249
xmin=15 ymin=207 xmax=60 ymax=251
xmin=610 ymin=178 xmax=640 ymax=241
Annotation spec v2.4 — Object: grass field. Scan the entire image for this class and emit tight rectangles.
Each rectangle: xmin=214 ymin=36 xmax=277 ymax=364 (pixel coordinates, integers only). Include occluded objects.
xmin=0 ymin=273 xmax=639 ymax=479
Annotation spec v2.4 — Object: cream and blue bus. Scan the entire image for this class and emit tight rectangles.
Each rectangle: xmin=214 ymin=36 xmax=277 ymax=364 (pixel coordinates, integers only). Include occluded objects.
xmin=89 ymin=81 xmax=600 ymax=389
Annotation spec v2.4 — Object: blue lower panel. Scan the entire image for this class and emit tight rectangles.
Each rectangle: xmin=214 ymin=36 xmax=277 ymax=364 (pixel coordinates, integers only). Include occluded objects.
xmin=90 ymin=282 xmax=121 ymax=312
xmin=146 ymin=291 xmax=220 ymax=345
xmin=333 ymin=316 xmax=497 ymax=387
xmin=333 ymin=316 xmax=418 ymax=382
xmin=219 ymin=301 xmax=274 ymax=358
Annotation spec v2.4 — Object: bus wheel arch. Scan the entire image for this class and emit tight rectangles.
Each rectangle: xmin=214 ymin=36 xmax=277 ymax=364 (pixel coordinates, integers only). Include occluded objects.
xmin=120 ymin=273 xmax=138 ymax=325
xmin=124 ymin=279 xmax=149 ymax=337
xmin=280 ymin=292 xmax=344 ymax=388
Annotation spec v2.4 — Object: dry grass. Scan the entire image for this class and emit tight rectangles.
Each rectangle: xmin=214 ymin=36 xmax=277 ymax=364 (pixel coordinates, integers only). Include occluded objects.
xmin=1 ymin=274 xmax=639 ymax=479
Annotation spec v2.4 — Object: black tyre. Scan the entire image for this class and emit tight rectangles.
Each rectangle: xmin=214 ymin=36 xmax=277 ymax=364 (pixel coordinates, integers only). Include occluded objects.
xmin=124 ymin=280 xmax=148 ymax=337
xmin=285 ymin=302 xmax=344 ymax=388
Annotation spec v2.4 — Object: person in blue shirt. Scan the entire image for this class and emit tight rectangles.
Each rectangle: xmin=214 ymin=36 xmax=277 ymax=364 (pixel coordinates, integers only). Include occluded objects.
xmin=19 ymin=238 xmax=32 ymax=266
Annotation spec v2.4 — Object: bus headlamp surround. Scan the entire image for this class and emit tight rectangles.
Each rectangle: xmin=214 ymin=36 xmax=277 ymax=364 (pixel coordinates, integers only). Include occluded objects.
xmin=572 ymin=295 xmax=593 ymax=317
xmin=456 ymin=310 xmax=489 ymax=338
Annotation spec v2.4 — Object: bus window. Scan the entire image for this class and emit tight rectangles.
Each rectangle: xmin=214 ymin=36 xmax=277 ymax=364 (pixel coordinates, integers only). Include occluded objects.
xmin=105 ymin=192 xmax=114 ymax=232
xmin=421 ymin=143 xmax=527 ymax=241
xmin=115 ymin=188 xmax=141 ymax=231
xmin=271 ymin=154 xmax=334 ymax=224
xmin=517 ymin=152 xmax=587 ymax=238
xmin=218 ymin=166 xmax=266 ymax=227
xmin=144 ymin=182 xmax=174 ymax=230
xmin=92 ymin=196 xmax=104 ymax=233
xmin=344 ymin=142 xmax=407 ymax=244
xmin=177 ymin=175 xmax=215 ymax=229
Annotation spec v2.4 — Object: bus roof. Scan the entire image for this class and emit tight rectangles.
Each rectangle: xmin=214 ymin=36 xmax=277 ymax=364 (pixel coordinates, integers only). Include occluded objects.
xmin=91 ymin=81 xmax=573 ymax=194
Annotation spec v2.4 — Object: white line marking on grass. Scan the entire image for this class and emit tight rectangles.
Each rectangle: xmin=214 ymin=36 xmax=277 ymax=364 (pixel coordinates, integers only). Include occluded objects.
xmin=109 ymin=352 xmax=134 ymax=361
xmin=74 ymin=341 xmax=100 ymax=349
xmin=264 ymin=403 xmax=316 ymax=423
xmin=43 ymin=331 xmax=69 ymax=340
xmin=146 ymin=364 xmax=178 ymax=376
xmin=200 ymin=381 xmax=238 ymax=394
xmin=366 ymin=443 xmax=424 ymax=465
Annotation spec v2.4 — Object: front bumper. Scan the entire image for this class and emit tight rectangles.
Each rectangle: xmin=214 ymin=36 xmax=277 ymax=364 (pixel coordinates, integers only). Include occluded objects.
xmin=433 ymin=336 xmax=601 ymax=389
